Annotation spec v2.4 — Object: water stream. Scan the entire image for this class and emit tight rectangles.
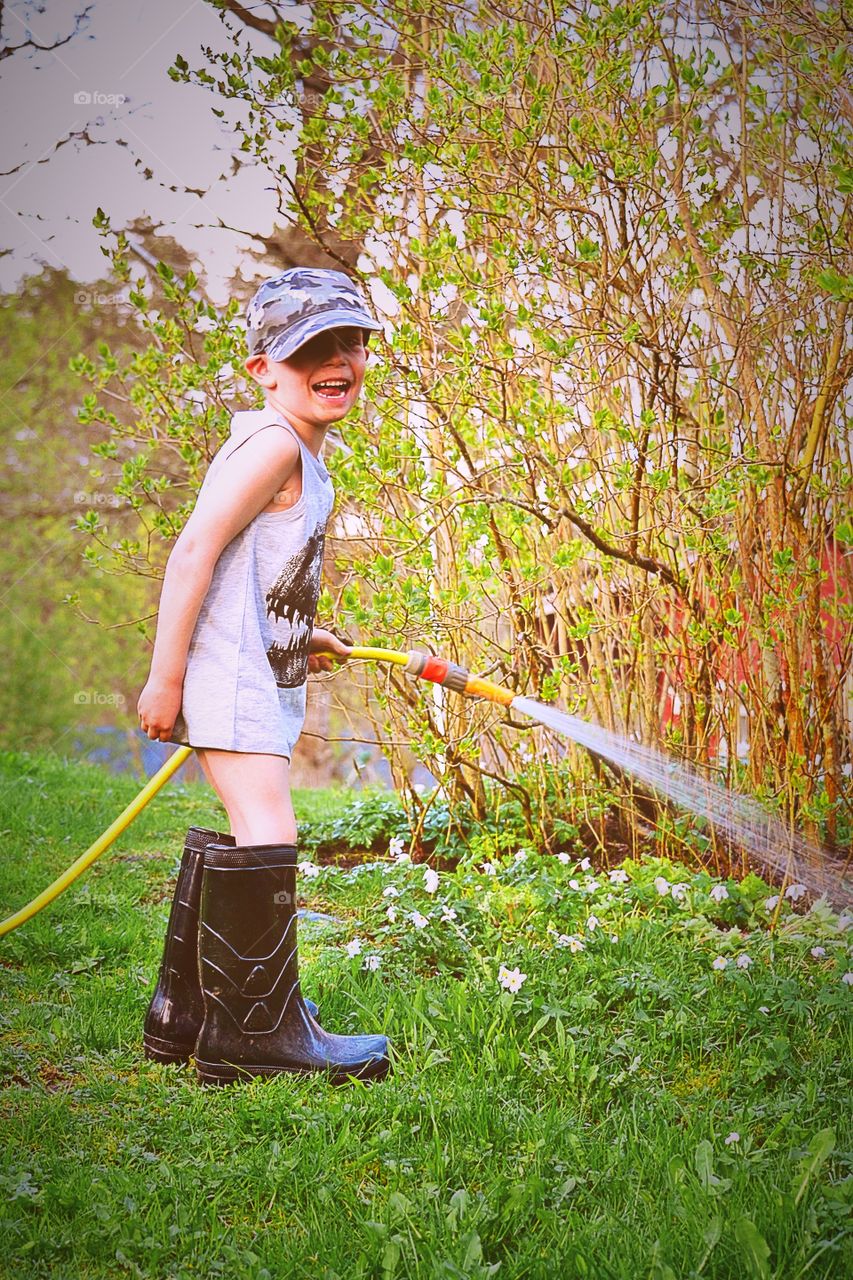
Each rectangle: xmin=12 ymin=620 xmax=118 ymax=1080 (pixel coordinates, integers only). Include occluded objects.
xmin=511 ymin=696 xmax=852 ymax=909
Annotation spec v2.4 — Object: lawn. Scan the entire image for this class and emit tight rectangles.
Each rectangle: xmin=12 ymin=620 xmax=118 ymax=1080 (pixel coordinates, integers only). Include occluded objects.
xmin=0 ymin=749 xmax=851 ymax=1279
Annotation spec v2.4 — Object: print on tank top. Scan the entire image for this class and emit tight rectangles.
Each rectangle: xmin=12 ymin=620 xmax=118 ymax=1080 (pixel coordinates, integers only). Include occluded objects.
xmin=264 ymin=520 xmax=326 ymax=688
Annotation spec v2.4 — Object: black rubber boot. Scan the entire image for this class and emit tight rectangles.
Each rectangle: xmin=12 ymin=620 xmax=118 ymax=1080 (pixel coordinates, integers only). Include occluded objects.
xmin=143 ymin=826 xmax=231 ymax=1065
xmin=143 ymin=827 xmax=321 ymax=1065
xmin=194 ymin=842 xmax=391 ymax=1086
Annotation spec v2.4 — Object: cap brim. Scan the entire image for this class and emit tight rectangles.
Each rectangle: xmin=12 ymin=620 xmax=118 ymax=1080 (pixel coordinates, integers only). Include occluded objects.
xmin=261 ymin=308 xmax=383 ymax=362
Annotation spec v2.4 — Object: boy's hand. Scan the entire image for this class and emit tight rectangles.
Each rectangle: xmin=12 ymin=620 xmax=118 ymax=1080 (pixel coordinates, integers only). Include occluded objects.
xmin=307 ymin=627 xmax=352 ymax=673
xmin=137 ymin=675 xmax=184 ymax=741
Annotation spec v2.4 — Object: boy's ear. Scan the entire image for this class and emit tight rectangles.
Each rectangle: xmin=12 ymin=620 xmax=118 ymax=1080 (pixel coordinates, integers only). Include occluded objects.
xmin=244 ymin=353 xmax=275 ymax=387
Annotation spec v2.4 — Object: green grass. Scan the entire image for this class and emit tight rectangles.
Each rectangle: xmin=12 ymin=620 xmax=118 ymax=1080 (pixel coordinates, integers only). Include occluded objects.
xmin=0 ymin=749 xmax=851 ymax=1279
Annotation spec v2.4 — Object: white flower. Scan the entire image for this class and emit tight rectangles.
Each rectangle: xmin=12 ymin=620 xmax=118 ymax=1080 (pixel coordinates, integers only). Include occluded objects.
xmin=654 ymin=876 xmax=670 ymax=896
xmin=724 ymin=1132 xmax=740 ymax=1145
xmin=440 ymin=906 xmax=457 ymax=923
xmin=842 ymin=972 xmax=853 ymax=986
xmin=710 ymin=884 xmax=729 ymax=903
xmin=298 ymin=860 xmax=321 ymax=878
xmin=388 ymin=836 xmax=405 ymax=859
xmin=610 ymin=934 xmax=619 ymax=943
xmin=194 ymin=314 xmax=217 ymax=333
xmin=345 ymin=938 xmax=363 ymax=957
xmin=514 ymin=850 xmax=528 ymax=863
xmin=586 ymin=915 xmax=600 ymax=932
xmin=758 ymin=1006 xmax=770 ymax=1014
xmin=810 ymin=946 xmax=827 ymax=959
xmin=568 ymin=879 xmax=581 ymax=891
xmin=609 ymin=868 xmax=629 ymax=884
xmin=712 ymin=956 xmax=728 ymax=971
xmin=585 ymin=879 xmax=600 ymax=893
xmin=183 ymin=388 xmax=208 ymax=405
xmin=497 ymin=965 xmax=527 ymax=993
xmin=566 ymin=935 xmax=585 ymax=954
xmin=579 ymin=857 xmax=591 ymax=872
xmin=736 ymin=954 xmax=752 ymax=969
xmin=215 ymin=362 xmax=235 ymax=382
xmin=786 ymin=883 xmax=807 ymax=902
xmin=385 ymin=906 xmax=397 ymax=923
xmin=362 ymin=954 xmax=381 ymax=971
xmin=764 ymin=895 xmax=780 ymax=910
xmin=382 ymin=886 xmax=400 ymax=898
xmin=410 ymin=911 xmax=429 ymax=930
xmin=557 ymin=852 xmax=571 ymax=865
xmin=423 ymin=867 xmax=439 ymax=894
xmin=670 ymin=883 xmax=689 ymax=902
xmin=482 ymin=861 xmax=498 ymax=876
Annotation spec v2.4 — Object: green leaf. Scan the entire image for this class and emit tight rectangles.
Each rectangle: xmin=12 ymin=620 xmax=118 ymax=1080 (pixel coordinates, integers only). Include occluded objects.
xmin=816 ymin=269 xmax=853 ymax=300
xmin=793 ymin=1127 xmax=835 ymax=1205
xmin=733 ymin=1218 xmax=771 ymax=1279
xmin=703 ymin=1215 xmax=722 ymax=1249
xmin=693 ymin=1140 xmax=730 ymax=1194
xmin=694 ymin=1140 xmax=715 ymax=1191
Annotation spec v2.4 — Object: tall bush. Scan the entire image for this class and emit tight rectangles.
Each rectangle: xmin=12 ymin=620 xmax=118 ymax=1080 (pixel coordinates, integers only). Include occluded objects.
xmin=77 ymin=1 xmax=852 ymax=859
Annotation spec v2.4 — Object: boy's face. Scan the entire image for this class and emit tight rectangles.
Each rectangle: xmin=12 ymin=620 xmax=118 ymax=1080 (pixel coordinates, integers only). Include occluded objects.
xmin=244 ymin=325 xmax=369 ymax=430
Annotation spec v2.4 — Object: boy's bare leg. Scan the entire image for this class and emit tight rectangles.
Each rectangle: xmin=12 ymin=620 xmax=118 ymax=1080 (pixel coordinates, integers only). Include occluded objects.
xmin=194 ymin=749 xmax=297 ymax=845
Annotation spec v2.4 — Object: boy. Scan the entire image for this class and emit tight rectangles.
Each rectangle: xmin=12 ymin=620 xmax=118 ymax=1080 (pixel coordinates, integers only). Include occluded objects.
xmin=137 ymin=268 xmax=390 ymax=1085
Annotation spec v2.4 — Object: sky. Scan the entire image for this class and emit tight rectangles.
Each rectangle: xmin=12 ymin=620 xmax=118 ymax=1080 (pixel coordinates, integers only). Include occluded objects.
xmin=0 ymin=0 xmax=297 ymax=304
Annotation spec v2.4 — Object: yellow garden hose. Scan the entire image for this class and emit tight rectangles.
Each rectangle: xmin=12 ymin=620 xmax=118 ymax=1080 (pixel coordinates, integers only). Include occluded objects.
xmin=0 ymin=647 xmax=514 ymax=937
xmin=0 ymin=744 xmax=192 ymax=938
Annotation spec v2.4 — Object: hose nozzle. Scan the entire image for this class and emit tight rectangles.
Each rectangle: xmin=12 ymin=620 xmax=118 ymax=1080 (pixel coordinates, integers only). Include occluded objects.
xmin=404 ymin=650 xmax=515 ymax=707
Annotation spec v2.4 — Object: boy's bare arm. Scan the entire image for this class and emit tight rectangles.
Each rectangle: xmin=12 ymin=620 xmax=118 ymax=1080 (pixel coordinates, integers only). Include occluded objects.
xmin=148 ymin=428 xmax=300 ymax=680
xmin=138 ymin=428 xmax=300 ymax=739
xmin=146 ymin=549 xmax=216 ymax=687
xmin=138 ymin=546 xmax=213 ymax=739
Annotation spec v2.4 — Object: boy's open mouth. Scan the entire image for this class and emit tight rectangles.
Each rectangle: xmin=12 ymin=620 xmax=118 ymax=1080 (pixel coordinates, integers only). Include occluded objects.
xmin=311 ymin=378 xmax=352 ymax=403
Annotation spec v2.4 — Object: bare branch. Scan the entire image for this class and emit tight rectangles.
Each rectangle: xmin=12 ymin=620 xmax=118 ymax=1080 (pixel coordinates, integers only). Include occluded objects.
xmin=0 ymin=2 xmax=94 ymax=62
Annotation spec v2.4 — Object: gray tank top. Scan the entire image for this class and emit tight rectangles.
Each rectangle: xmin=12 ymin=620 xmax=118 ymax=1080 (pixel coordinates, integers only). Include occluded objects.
xmin=168 ymin=404 xmax=336 ymax=758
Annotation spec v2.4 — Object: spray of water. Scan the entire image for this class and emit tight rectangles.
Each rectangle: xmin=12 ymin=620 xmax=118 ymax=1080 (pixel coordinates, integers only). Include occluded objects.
xmin=511 ymin=696 xmax=852 ymax=909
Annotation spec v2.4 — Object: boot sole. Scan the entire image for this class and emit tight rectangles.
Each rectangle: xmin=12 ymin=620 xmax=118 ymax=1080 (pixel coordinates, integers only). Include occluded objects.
xmin=143 ymin=1032 xmax=193 ymax=1066
xmin=195 ymin=1056 xmax=391 ymax=1087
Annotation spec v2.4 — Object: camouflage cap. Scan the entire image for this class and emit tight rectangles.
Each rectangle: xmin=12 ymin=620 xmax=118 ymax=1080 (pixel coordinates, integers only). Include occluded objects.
xmin=245 ymin=267 xmax=382 ymax=361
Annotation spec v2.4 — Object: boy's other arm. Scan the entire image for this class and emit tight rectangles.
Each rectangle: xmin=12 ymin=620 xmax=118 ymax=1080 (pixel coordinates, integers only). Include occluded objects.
xmin=144 ymin=427 xmax=301 ymax=689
